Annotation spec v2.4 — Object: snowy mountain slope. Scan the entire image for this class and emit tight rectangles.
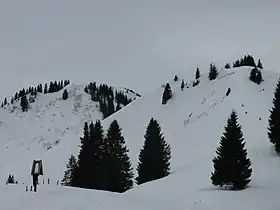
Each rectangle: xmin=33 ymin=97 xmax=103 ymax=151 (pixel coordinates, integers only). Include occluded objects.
xmin=1 ymin=66 xmax=280 ymax=210
xmin=0 ymin=184 xmax=181 ymax=210
xmin=98 ymin=66 xmax=280 ymax=209
xmin=0 ymin=84 xmax=140 ymax=183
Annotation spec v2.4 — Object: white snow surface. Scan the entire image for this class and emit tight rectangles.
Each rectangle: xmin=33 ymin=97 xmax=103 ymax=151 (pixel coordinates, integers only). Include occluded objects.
xmin=1 ymin=66 xmax=280 ymax=209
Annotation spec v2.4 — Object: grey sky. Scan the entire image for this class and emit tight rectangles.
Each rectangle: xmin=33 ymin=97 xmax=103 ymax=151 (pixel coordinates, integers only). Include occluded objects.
xmin=0 ymin=1 xmax=279 ymax=99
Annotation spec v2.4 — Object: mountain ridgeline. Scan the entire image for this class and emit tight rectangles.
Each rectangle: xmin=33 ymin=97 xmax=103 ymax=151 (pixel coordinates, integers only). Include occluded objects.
xmin=1 ymin=80 xmax=141 ymax=119
xmin=1 ymin=80 xmax=71 ymax=110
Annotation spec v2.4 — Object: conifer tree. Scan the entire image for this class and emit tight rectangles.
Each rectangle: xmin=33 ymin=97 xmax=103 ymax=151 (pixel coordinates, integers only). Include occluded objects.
xmin=84 ymin=86 xmax=88 ymax=93
xmin=61 ymin=155 xmax=77 ymax=186
xmin=49 ymin=81 xmax=54 ymax=93
xmin=20 ymin=95 xmax=29 ymax=112
xmin=37 ymin=84 xmax=42 ymax=93
xmin=249 ymin=67 xmax=258 ymax=82
xmin=174 ymin=75 xmax=178 ymax=81
xmin=64 ymin=80 xmax=70 ymax=87
xmin=19 ymin=89 xmax=25 ymax=97
xmin=54 ymin=81 xmax=59 ymax=92
xmin=211 ymin=110 xmax=252 ymax=190
xmin=209 ymin=63 xmax=218 ymax=80
xmin=257 ymin=59 xmax=263 ymax=69
xmin=250 ymin=67 xmax=263 ymax=84
xmin=103 ymin=120 xmax=134 ymax=192
xmin=14 ymin=92 xmax=18 ymax=101
xmin=44 ymin=83 xmax=48 ymax=94
xmin=88 ymin=120 xmax=106 ymax=190
xmin=136 ymin=118 xmax=171 ymax=185
xmin=6 ymin=174 xmax=15 ymax=184
xmin=268 ymin=79 xmax=280 ymax=148
xmin=4 ymin=97 xmax=7 ymax=105
xmin=34 ymin=88 xmax=37 ymax=97
xmin=62 ymin=89 xmax=68 ymax=100
xmin=225 ymin=63 xmax=231 ymax=69
xmin=72 ymin=120 xmax=106 ymax=190
xmin=71 ymin=122 xmax=90 ymax=188
xmin=162 ymin=83 xmax=172 ymax=104
xmin=180 ymin=79 xmax=185 ymax=91
xmin=247 ymin=55 xmax=256 ymax=67
xmin=195 ymin=67 xmax=200 ymax=79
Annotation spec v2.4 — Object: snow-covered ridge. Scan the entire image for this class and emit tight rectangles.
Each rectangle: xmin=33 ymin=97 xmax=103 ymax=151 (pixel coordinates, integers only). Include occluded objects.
xmin=99 ymin=66 xmax=280 ymax=209
xmin=0 ymin=83 xmax=140 ymax=183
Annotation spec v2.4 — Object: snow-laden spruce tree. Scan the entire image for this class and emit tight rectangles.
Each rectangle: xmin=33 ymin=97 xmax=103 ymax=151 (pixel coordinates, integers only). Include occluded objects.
xmin=211 ymin=110 xmax=252 ymax=190
xmin=71 ymin=121 xmax=106 ymax=189
xmin=103 ymin=120 xmax=134 ymax=192
xmin=20 ymin=95 xmax=29 ymax=112
xmin=195 ymin=67 xmax=201 ymax=79
xmin=162 ymin=83 xmax=172 ymax=104
xmin=62 ymin=89 xmax=68 ymax=100
xmin=136 ymin=118 xmax=171 ymax=185
xmin=208 ymin=63 xmax=218 ymax=80
xmin=268 ymin=79 xmax=280 ymax=152
xmin=180 ymin=79 xmax=185 ymax=91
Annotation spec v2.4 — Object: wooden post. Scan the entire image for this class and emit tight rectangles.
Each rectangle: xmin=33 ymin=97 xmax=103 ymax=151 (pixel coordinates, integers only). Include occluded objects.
xmin=32 ymin=174 xmax=38 ymax=192
xmin=48 ymin=178 xmax=50 ymax=184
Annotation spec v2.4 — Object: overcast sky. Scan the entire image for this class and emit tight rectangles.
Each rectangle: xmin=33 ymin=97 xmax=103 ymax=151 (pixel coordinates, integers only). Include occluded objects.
xmin=0 ymin=0 xmax=279 ymax=99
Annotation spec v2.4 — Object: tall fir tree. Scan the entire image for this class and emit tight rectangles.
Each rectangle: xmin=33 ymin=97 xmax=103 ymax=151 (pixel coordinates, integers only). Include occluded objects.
xmin=249 ymin=67 xmax=258 ymax=83
xmin=71 ymin=122 xmax=90 ymax=188
xmin=208 ymin=63 xmax=218 ymax=80
xmin=89 ymin=120 xmax=107 ymax=190
xmin=49 ymin=81 xmax=54 ymax=93
xmin=211 ymin=110 xmax=252 ymax=190
xmin=103 ymin=120 xmax=134 ymax=192
xmin=61 ymin=155 xmax=77 ymax=186
xmin=44 ymin=83 xmax=48 ymax=94
xmin=180 ymin=79 xmax=185 ymax=91
xmin=73 ymin=121 xmax=106 ymax=190
xmin=4 ymin=97 xmax=7 ymax=105
xmin=136 ymin=118 xmax=171 ymax=185
xmin=62 ymin=89 xmax=68 ymax=100
xmin=20 ymin=95 xmax=29 ymax=112
xmin=195 ymin=67 xmax=200 ymax=79
xmin=162 ymin=83 xmax=172 ymax=104
xmin=268 ymin=78 xmax=280 ymax=150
